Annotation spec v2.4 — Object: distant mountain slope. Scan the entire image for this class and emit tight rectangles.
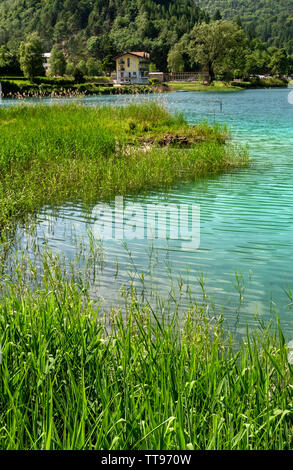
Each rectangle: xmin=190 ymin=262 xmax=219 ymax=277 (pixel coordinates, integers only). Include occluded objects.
xmin=195 ymin=0 xmax=293 ymax=52
xmin=0 ymin=0 xmax=208 ymax=68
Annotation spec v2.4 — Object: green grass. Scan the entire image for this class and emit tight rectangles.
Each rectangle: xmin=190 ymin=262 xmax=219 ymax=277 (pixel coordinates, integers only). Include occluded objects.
xmin=0 ymin=250 xmax=292 ymax=450
xmin=0 ymin=102 xmax=248 ymax=231
xmin=168 ymin=81 xmax=243 ymax=92
xmin=0 ymin=101 xmax=291 ymax=451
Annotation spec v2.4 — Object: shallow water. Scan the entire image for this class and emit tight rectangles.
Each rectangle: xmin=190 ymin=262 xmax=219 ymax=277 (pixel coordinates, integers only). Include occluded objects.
xmin=3 ymin=89 xmax=293 ymax=333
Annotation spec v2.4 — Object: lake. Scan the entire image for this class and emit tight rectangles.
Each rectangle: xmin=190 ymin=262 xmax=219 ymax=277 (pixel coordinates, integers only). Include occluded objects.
xmin=2 ymin=88 xmax=293 ymax=334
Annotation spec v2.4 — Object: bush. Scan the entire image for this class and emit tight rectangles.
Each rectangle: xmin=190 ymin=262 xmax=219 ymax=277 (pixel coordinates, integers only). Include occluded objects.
xmin=34 ymin=76 xmax=75 ymax=86
xmin=150 ymin=78 xmax=160 ymax=86
xmin=231 ymin=81 xmax=252 ymax=88
xmin=73 ymin=68 xmax=85 ymax=84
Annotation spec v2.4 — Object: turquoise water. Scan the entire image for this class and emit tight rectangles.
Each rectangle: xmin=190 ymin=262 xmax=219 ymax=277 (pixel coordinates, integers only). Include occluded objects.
xmin=4 ymin=89 xmax=293 ymax=333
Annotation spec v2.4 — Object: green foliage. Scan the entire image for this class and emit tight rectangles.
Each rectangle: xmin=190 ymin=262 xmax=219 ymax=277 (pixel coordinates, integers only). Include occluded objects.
xmin=73 ymin=68 xmax=85 ymax=84
xmin=0 ymin=250 xmax=292 ymax=449
xmin=167 ymin=44 xmax=185 ymax=72
xmin=149 ymin=78 xmax=160 ymax=85
xmin=0 ymin=103 xmax=247 ymax=229
xmin=0 ymin=1 xmax=292 ymax=79
xmin=19 ymin=33 xmax=45 ymax=80
xmin=195 ymin=0 xmax=293 ymax=53
xmin=65 ymin=62 xmax=75 ymax=76
xmin=77 ymin=59 xmax=88 ymax=76
xmin=188 ymin=20 xmax=247 ymax=81
xmin=49 ymin=45 xmax=66 ymax=76
xmin=0 ymin=45 xmax=21 ymax=75
xmin=86 ymin=58 xmax=102 ymax=76
xmin=269 ymin=48 xmax=290 ymax=76
xmin=0 ymin=0 xmax=209 ymax=71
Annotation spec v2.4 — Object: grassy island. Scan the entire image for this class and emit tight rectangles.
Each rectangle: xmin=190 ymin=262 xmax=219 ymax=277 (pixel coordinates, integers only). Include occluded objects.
xmin=0 ymin=102 xmax=248 ymax=231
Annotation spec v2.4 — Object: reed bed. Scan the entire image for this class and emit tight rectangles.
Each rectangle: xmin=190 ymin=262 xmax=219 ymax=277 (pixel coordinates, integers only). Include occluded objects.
xmin=0 ymin=102 xmax=248 ymax=232
xmin=0 ymin=249 xmax=292 ymax=450
xmin=0 ymin=101 xmax=270 ymax=451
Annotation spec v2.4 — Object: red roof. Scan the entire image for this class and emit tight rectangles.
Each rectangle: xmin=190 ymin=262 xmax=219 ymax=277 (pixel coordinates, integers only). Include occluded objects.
xmin=129 ymin=52 xmax=150 ymax=59
xmin=113 ymin=51 xmax=150 ymax=60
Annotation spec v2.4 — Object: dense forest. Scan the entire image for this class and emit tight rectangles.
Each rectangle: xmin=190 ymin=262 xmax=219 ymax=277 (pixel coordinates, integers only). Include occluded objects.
xmin=195 ymin=0 xmax=293 ymax=53
xmin=0 ymin=0 xmax=292 ymax=76
xmin=0 ymin=0 xmax=209 ymax=70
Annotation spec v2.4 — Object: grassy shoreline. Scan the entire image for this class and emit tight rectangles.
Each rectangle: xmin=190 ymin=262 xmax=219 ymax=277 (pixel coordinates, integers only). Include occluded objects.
xmin=168 ymin=77 xmax=289 ymax=92
xmin=0 ymin=102 xmax=248 ymax=232
xmin=0 ymin=102 xmax=293 ymax=450
xmin=0 ymin=76 xmax=289 ymax=98
xmin=168 ymin=81 xmax=242 ymax=92
xmin=0 ymin=77 xmax=168 ymax=98
xmin=0 ymin=249 xmax=292 ymax=450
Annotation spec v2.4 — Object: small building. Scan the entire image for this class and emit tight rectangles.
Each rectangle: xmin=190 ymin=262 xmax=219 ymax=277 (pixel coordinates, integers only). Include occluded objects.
xmin=113 ymin=52 xmax=150 ymax=85
xmin=43 ymin=53 xmax=51 ymax=74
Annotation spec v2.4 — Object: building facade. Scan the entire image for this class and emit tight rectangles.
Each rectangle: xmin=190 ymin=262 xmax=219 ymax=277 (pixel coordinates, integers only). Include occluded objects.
xmin=114 ymin=52 xmax=150 ymax=85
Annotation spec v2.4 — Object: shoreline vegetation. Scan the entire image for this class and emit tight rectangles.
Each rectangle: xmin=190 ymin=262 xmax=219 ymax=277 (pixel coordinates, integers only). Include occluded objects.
xmin=0 ymin=102 xmax=248 ymax=232
xmin=0 ymin=76 xmax=289 ymax=99
xmin=168 ymin=77 xmax=289 ymax=92
xmin=2 ymin=101 xmax=293 ymax=450
xmin=0 ymin=76 xmax=162 ymax=98
xmin=0 ymin=247 xmax=293 ymax=450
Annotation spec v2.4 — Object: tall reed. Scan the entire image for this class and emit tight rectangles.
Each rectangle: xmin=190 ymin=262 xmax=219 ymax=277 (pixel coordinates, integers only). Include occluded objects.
xmin=0 ymin=249 xmax=292 ymax=450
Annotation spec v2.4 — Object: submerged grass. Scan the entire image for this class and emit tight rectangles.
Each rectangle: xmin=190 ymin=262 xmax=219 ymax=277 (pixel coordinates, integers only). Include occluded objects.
xmin=0 ymin=102 xmax=248 ymax=231
xmin=0 ymin=251 xmax=292 ymax=450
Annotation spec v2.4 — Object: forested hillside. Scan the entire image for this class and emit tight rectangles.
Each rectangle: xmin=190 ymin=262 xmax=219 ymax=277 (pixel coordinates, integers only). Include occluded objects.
xmin=195 ymin=0 xmax=293 ymax=52
xmin=0 ymin=0 xmax=208 ymax=69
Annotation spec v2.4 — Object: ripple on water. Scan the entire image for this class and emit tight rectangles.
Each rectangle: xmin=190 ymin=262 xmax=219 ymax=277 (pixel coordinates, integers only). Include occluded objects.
xmin=5 ymin=88 xmax=293 ymax=334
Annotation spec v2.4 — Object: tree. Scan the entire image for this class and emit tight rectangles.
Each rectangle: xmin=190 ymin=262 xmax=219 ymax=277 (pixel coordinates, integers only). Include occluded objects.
xmin=87 ymin=35 xmax=116 ymax=61
xmin=149 ymin=63 xmax=157 ymax=72
xmin=188 ymin=20 xmax=247 ymax=82
xmin=167 ymin=44 xmax=185 ymax=72
xmin=102 ymin=55 xmax=115 ymax=75
xmin=0 ymin=45 xmax=21 ymax=75
xmin=65 ymin=61 xmax=75 ymax=76
xmin=269 ymin=48 xmax=289 ymax=76
xmin=49 ymin=46 xmax=66 ymax=76
xmin=245 ymin=48 xmax=270 ymax=75
xmin=86 ymin=58 xmax=101 ymax=76
xmin=53 ymin=20 xmax=68 ymax=43
xmin=19 ymin=33 xmax=45 ymax=80
xmin=77 ymin=59 xmax=87 ymax=76
xmin=73 ymin=67 xmax=85 ymax=83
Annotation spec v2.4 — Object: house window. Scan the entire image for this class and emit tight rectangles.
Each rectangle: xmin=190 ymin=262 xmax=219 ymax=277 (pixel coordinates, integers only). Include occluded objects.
xmin=133 ymin=72 xmax=137 ymax=77
xmin=121 ymin=72 xmax=124 ymax=78
xmin=127 ymin=58 xmax=130 ymax=67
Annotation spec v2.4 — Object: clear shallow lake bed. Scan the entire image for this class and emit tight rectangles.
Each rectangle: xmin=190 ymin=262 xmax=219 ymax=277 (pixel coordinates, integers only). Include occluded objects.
xmin=3 ymin=89 xmax=293 ymax=334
